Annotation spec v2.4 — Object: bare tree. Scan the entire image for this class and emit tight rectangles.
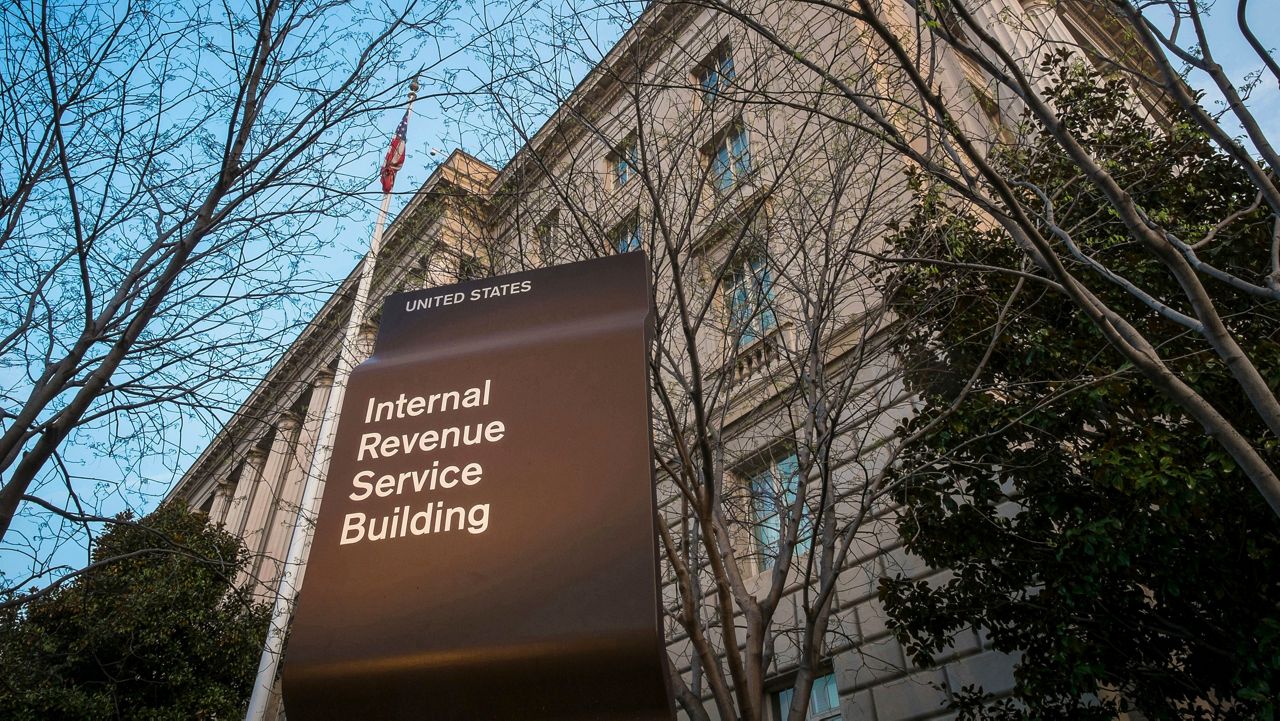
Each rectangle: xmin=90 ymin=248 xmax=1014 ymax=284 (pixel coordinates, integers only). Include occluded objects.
xmin=445 ymin=0 xmax=1280 ymax=716
xmin=0 ymin=0 xmax=472 ymax=593
xmin=453 ymin=4 xmax=993 ymax=717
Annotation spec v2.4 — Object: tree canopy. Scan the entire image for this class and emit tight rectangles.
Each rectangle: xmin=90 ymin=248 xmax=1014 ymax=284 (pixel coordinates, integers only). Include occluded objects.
xmin=0 ymin=504 xmax=269 ymax=720
xmin=879 ymin=61 xmax=1280 ymax=719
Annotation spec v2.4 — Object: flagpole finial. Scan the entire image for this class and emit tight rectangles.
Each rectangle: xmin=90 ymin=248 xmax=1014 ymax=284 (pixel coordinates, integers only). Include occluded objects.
xmin=409 ymin=76 xmax=420 ymax=101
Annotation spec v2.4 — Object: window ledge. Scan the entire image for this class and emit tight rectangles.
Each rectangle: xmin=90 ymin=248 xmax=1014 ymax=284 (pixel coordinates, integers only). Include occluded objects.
xmin=726 ymin=321 xmax=789 ymax=386
xmin=703 ymin=176 xmax=767 ymax=221
xmin=690 ymin=184 xmax=772 ymax=255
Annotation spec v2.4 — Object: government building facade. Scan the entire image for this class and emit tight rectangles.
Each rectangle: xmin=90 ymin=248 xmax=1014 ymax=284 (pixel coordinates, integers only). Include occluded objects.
xmin=168 ymin=1 xmax=1146 ymax=718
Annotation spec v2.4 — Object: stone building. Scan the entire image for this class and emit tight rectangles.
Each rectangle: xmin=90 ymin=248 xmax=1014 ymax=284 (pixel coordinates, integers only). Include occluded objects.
xmin=169 ymin=0 xmax=1140 ymax=718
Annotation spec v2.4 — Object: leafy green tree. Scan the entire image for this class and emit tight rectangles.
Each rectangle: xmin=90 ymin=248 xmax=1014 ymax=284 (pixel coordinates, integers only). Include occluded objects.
xmin=0 ymin=504 xmax=269 ymax=720
xmin=878 ymin=62 xmax=1280 ymax=720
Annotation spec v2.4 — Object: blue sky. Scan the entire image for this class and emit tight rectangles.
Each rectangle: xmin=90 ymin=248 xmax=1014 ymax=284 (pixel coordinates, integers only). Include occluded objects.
xmin=1168 ymin=0 xmax=1279 ymax=146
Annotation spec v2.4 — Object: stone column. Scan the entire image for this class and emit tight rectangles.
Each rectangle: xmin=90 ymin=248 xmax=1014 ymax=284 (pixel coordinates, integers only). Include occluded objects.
xmin=1022 ymin=0 xmax=1075 ymax=46
xmin=224 ymin=447 xmax=268 ymax=538
xmin=1014 ymin=0 xmax=1075 ymax=94
xmin=1003 ymin=0 xmax=1041 ymax=62
xmin=240 ymin=414 xmax=300 ymax=591
xmin=260 ymin=372 xmax=334 ymax=594
xmin=967 ymin=0 xmax=1030 ymax=63
xmin=357 ymin=321 xmax=379 ymax=362
xmin=207 ymin=478 xmax=236 ymax=527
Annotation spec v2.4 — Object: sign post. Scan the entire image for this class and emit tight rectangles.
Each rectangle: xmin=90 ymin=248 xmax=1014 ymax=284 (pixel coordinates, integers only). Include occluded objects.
xmin=281 ymin=253 xmax=672 ymax=720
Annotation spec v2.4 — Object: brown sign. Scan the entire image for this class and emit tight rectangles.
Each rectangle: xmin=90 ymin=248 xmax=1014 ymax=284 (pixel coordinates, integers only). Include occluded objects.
xmin=281 ymin=253 xmax=672 ymax=720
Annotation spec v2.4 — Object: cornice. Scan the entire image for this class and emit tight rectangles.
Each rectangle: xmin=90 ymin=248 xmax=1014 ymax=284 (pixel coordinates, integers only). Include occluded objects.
xmin=169 ymin=152 xmax=495 ymax=503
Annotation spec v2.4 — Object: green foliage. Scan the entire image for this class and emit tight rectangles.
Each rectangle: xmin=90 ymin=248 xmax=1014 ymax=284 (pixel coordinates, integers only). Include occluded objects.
xmin=0 ymin=504 xmax=269 ymax=720
xmin=879 ymin=56 xmax=1280 ymax=719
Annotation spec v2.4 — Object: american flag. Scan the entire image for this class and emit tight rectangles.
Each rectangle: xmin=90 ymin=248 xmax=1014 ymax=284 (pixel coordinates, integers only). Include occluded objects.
xmin=379 ymin=109 xmax=410 ymax=193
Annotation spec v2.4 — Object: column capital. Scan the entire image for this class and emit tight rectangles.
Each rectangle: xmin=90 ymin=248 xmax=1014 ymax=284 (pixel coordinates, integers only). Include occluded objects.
xmin=313 ymin=368 xmax=336 ymax=387
xmin=275 ymin=412 xmax=302 ymax=432
xmin=355 ymin=322 xmax=379 ymax=361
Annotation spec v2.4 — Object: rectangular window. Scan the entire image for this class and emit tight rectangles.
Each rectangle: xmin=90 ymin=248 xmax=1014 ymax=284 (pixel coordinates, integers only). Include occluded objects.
xmin=611 ymin=214 xmax=642 ymax=254
xmin=535 ymin=210 xmax=558 ymax=261
xmin=697 ymin=45 xmax=736 ymax=105
xmin=724 ymin=250 xmax=776 ymax=347
xmin=750 ymin=452 xmax=809 ymax=568
xmin=777 ymin=673 xmax=842 ymax=720
xmin=458 ymin=252 xmax=485 ymax=280
xmin=610 ymin=135 xmax=639 ymax=189
xmin=709 ymin=125 xmax=751 ymax=192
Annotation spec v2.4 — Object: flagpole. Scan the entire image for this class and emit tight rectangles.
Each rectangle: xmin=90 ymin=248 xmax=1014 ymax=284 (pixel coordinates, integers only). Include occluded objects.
xmin=244 ymin=77 xmax=420 ymax=721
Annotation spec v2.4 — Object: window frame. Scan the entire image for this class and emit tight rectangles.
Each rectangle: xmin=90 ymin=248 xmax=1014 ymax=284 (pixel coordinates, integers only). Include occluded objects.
xmin=695 ymin=42 xmax=736 ymax=106
xmin=707 ymin=123 xmax=751 ymax=193
xmin=610 ymin=212 xmax=642 ymax=254
xmin=535 ymin=208 xmax=559 ymax=261
xmin=457 ymin=251 xmax=486 ymax=281
xmin=748 ymin=451 xmax=810 ymax=570
xmin=609 ymin=134 xmax=640 ymax=190
xmin=723 ymin=246 xmax=776 ymax=348
xmin=775 ymin=673 xmax=842 ymax=720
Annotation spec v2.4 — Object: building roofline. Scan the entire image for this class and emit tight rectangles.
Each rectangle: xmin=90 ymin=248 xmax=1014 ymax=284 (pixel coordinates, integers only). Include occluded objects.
xmin=489 ymin=1 xmax=699 ymax=191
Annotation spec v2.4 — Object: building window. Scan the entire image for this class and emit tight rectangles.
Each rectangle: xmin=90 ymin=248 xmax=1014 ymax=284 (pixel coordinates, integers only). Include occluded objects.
xmin=458 ymin=252 xmax=486 ymax=280
xmin=535 ymin=209 xmax=558 ymax=261
xmin=708 ymin=124 xmax=750 ymax=192
xmin=697 ymin=44 xmax=736 ymax=105
xmin=777 ymin=673 xmax=842 ymax=720
xmin=724 ymin=250 xmax=775 ymax=347
xmin=611 ymin=213 xmax=642 ymax=253
xmin=407 ymin=253 xmax=433 ymax=289
xmin=609 ymin=134 xmax=639 ymax=189
xmin=750 ymin=452 xmax=809 ymax=568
